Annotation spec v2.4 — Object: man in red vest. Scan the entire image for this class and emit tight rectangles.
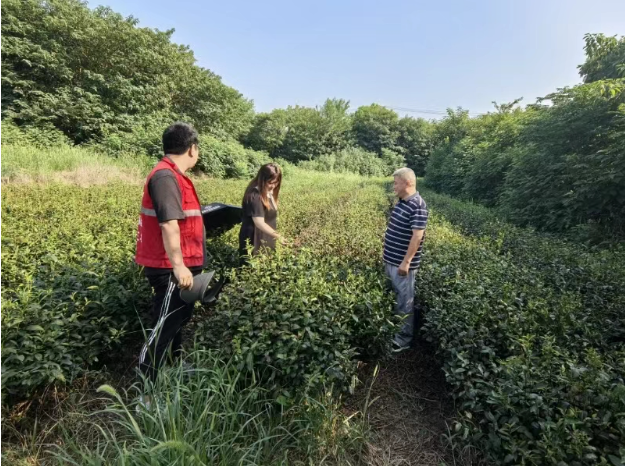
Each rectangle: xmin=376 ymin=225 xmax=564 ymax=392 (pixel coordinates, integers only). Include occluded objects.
xmin=135 ymin=122 xmax=206 ymax=383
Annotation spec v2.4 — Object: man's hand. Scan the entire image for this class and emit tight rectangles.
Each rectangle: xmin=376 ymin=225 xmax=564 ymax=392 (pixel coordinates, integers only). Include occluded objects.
xmin=398 ymin=229 xmax=424 ymax=277
xmin=160 ymin=220 xmax=192 ymax=289
xmin=277 ymin=235 xmax=291 ymax=246
xmin=174 ymin=265 xmax=193 ymax=289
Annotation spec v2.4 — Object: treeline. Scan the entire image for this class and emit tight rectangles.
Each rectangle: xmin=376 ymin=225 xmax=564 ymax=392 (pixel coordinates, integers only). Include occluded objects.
xmin=1 ymin=0 xmax=432 ymax=178
xmin=425 ymin=34 xmax=625 ymax=242
xmin=245 ymin=100 xmax=433 ymax=176
xmin=2 ymin=0 xmax=624 ymax=240
xmin=1 ymin=0 xmax=263 ymax=178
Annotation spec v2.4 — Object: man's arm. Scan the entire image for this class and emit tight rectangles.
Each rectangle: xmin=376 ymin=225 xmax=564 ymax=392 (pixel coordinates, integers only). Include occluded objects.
xmin=149 ymin=171 xmax=193 ymax=289
xmin=399 ymin=229 xmax=424 ymax=276
xmin=160 ymin=220 xmax=193 ymax=288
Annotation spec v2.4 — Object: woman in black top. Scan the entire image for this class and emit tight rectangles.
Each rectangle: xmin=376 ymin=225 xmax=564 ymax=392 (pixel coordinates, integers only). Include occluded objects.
xmin=239 ymin=163 xmax=288 ymax=258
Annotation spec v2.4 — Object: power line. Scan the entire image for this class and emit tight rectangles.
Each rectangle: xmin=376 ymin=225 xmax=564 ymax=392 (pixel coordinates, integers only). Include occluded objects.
xmin=382 ymin=105 xmax=488 ymax=117
xmin=386 ymin=106 xmax=447 ymax=115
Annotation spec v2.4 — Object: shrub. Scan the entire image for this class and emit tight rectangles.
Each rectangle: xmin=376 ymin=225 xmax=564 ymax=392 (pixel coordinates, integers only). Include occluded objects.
xmin=1 ymin=171 xmax=396 ymax=402
xmin=417 ymin=187 xmax=625 ymax=465
xmin=197 ymin=178 xmax=397 ymax=394
xmin=1 ymin=184 xmax=150 ymax=401
xmin=96 ymin=113 xmax=170 ymax=159
xmin=198 ymin=251 xmax=395 ymax=394
xmin=100 ymin=124 xmax=270 ymax=179
xmin=380 ymin=148 xmax=406 ymax=174
xmin=1 ymin=119 xmax=72 ymax=148
xmin=196 ymin=135 xmax=269 ymax=179
xmin=299 ymin=146 xmax=391 ymax=177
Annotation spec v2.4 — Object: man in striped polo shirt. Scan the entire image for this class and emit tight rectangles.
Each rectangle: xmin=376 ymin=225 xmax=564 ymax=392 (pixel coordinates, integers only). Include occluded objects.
xmin=383 ymin=167 xmax=428 ymax=353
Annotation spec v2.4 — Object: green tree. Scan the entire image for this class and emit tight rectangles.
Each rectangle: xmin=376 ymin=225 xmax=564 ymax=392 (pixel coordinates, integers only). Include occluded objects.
xmin=1 ymin=0 xmax=253 ymax=144
xmin=279 ymin=106 xmax=328 ymax=162
xmin=244 ymin=110 xmax=289 ymax=157
xmin=244 ymin=99 xmax=352 ymax=163
xmin=318 ymin=98 xmax=352 ymax=154
xmin=396 ymin=117 xmax=433 ymax=176
xmin=351 ymin=104 xmax=400 ymax=154
xmin=425 ymin=108 xmax=472 ymax=195
xmin=501 ymin=80 xmax=625 ymax=237
xmin=462 ymin=100 xmax=527 ymax=206
xmin=578 ymin=33 xmax=625 ymax=83
xmin=424 ymin=37 xmax=625 ymax=241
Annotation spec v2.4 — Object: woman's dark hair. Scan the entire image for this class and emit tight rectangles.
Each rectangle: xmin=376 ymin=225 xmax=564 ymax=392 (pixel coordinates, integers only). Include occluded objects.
xmin=243 ymin=163 xmax=282 ymax=210
xmin=162 ymin=122 xmax=199 ymax=155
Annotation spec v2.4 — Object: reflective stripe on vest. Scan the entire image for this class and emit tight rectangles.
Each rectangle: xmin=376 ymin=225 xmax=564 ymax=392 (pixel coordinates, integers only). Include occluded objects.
xmin=140 ymin=207 xmax=202 ymax=217
xmin=135 ymin=157 xmax=205 ymax=268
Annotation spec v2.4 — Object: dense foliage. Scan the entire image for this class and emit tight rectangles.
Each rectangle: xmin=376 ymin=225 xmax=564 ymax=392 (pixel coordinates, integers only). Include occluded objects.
xmin=3 ymin=162 xmax=624 ymax=463
xmin=1 ymin=0 xmax=254 ymax=144
xmin=1 ymin=0 xmax=433 ymax=177
xmin=197 ymin=177 xmax=397 ymax=393
xmin=244 ymin=100 xmax=432 ymax=175
xmin=0 ymin=169 xmax=397 ymax=401
xmin=1 ymin=183 xmax=150 ymax=399
xmin=418 ymin=187 xmax=625 ymax=465
xmin=425 ymin=34 xmax=625 ymax=241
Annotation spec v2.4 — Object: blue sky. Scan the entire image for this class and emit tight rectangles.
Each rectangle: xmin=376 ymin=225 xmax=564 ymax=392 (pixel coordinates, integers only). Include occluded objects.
xmin=89 ymin=0 xmax=625 ymax=118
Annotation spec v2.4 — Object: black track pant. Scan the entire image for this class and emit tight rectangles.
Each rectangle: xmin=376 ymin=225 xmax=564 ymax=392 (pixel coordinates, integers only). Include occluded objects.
xmin=138 ymin=272 xmax=198 ymax=381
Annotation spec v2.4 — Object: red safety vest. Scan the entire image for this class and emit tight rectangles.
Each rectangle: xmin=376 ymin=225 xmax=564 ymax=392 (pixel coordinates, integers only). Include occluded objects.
xmin=135 ymin=157 xmax=204 ymax=269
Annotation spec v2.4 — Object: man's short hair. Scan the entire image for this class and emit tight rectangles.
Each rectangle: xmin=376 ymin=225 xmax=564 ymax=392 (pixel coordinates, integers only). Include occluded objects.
xmin=393 ymin=167 xmax=416 ymax=185
xmin=162 ymin=122 xmax=199 ymax=155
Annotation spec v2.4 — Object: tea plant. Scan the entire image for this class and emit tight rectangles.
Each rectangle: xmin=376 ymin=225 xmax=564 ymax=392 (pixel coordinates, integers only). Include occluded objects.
xmin=417 ymin=190 xmax=625 ymax=465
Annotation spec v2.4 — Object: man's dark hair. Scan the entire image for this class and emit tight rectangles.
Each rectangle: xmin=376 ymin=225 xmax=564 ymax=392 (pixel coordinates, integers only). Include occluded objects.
xmin=162 ymin=122 xmax=199 ymax=155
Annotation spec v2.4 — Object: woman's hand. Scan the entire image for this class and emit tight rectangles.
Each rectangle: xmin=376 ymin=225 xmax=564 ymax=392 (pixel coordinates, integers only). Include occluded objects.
xmin=277 ymin=234 xmax=291 ymax=246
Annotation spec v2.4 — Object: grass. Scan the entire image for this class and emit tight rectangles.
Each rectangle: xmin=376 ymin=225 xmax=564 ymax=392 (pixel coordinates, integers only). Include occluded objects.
xmin=2 ymin=344 xmax=482 ymax=466
xmin=4 ymin=348 xmax=370 ymax=466
xmin=1 ymin=144 xmax=153 ymax=184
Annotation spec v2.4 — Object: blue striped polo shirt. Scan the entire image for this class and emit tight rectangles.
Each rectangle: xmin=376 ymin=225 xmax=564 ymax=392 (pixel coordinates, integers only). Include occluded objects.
xmin=383 ymin=192 xmax=428 ymax=270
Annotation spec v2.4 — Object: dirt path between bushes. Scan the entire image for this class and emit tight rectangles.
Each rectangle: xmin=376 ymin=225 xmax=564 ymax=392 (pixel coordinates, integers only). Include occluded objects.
xmin=349 ymin=340 xmax=486 ymax=466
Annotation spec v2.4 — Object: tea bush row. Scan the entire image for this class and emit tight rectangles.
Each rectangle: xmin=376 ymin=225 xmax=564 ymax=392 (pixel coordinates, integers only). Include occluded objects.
xmin=417 ymin=190 xmax=625 ymax=465
xmin=196 ymin=176 xmax=397 ymax=394
xmin=1 ymin=171 xmax=397 ymax=402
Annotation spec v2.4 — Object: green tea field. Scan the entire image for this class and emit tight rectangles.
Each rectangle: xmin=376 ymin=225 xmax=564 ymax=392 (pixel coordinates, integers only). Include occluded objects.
xmin=2 ymin=158 xmax=624 ymax=465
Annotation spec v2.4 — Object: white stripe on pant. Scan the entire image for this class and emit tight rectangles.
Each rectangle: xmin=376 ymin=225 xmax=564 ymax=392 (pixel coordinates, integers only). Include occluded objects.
xmin=139 ymin=279 xmax=176 ymax=365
